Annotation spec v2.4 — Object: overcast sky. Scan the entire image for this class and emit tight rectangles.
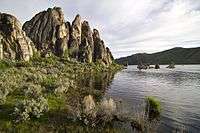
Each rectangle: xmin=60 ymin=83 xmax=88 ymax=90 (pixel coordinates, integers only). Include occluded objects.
xmin=0 ymin=0 xmax=200 ymax=58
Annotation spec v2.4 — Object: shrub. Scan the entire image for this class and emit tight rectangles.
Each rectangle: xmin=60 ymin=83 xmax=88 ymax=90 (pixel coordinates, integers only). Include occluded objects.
xmin=83 ymin=95 xmax=96 ymax=117
xmin=0 ymin=87 xmax=9 ymax=105
xmin=131 ymin=110 xmax=159 ymax=132
xmin=81 ymin=95 xmax=97 ymax=126
xmin=145 ymin=97 xmax=161 ymax=119
xmin=21 ymin=83 xmax=42 ymax=98
xmin=41 ymin=76 xmax=59 ymax=93
xmin=86 ymin=97 xmax=117 ymax=127
xmin=54 ymin=79 xmax=74 ymax=94
xmin=100 ymin=98 xmax=117 ymax=116
xmin=14 ymin=61 xmax=32 ymax=67
xmin=0 ymin=59 xmax=14 ymax=70
xmin=80 ymin=95 xmax=117 ymax=127
xmin=14 ymin=96 xmax=49 ymax=122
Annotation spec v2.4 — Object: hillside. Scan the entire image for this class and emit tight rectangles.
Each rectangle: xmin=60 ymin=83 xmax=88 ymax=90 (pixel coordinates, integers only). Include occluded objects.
xmin=116 ymin=47 xmax=200 ymax=65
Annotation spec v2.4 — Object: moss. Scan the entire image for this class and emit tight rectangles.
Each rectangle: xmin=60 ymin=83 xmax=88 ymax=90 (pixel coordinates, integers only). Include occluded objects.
xmin=145 ymin=96 xmax=161 ymax=119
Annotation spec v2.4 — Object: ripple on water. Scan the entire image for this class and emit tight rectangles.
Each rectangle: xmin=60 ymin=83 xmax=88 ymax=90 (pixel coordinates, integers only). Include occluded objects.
xmin=106 ymin=65 xmax=200 ymax=133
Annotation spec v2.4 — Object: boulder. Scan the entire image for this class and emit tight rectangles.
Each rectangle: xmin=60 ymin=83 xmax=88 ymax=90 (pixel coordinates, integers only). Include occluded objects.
xmin=22 ymin=7 xmax=69 ymax=57
xmin=0 ymin=13 xmax=34 ymax=61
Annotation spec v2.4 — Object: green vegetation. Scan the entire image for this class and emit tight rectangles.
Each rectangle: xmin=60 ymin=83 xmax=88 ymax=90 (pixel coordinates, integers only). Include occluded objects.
xmin=145 ymin=96 xmax=161 ymax=119
xmin=0 ymin=55 xmax=124 ymax=132
xmin=0 ymin=55 xmax=162 ymax=132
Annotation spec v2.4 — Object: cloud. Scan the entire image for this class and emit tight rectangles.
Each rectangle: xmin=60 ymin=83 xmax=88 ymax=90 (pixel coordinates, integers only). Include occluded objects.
xmin=0 ymin=0 xmax=200 ymax=58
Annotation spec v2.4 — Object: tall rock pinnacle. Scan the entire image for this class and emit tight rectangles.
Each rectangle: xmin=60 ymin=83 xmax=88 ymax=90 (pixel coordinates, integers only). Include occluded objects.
xmin=69 ymin=14 xmax=82 ymax=58
xmin=0 ymin=13 xmax=34 ymax=61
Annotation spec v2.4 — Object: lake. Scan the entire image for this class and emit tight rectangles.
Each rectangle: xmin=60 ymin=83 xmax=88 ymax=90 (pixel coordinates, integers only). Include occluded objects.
xmin=106 ymin=65 xmax=200 ymax=132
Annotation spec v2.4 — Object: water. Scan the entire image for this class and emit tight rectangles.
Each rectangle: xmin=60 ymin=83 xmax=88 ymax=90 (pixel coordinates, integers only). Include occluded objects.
xmin=106 ymin=65 xmax=200 ymax=133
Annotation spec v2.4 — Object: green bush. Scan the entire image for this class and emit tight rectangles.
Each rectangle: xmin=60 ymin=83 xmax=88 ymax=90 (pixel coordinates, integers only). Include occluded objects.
xmin=13 ymin=82 xmax=48 ymax=122
xmin=145 ymin=97 xmax=161 ymax=119
xmin=15 ymin=61 xmax=32 ymax=67
xmin=0 ymin=87 xmax=9 ymax=105
xmin=41 ymin=76 xmax=59 ymax=93
xmin=22 ymin=83 xmax=43 ymax=98
xmin=0 ymin=60 xmax=14 ymax=70
xmin=14 ymin=96 xmax=49 ymax=122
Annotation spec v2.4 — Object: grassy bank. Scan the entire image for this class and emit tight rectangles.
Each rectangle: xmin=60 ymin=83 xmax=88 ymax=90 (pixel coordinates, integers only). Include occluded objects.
xmin=0 ymin=56 xmax=125 ymax=132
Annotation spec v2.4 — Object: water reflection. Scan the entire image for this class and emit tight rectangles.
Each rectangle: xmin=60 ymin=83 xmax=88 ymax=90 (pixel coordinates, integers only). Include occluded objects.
xmin=78 ymin=72 xmax=115 ymax=91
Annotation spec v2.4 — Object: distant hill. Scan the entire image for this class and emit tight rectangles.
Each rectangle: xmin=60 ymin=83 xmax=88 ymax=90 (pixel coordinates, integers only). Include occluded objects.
xmin=115 ymin=47 xmax=200 ymax=65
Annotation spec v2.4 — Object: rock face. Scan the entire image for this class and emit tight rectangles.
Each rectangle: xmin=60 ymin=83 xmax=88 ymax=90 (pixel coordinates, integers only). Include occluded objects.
xmin=68 ymin=14 xmax=82 ymax=59
xmin=22 ymin=7 xmax=69 ymax=57
xmin=22 ymin=7 xmax=114 ymax=65
xmin=78 ymin=21 xmax=94 ymax=63
xmin=0 ymin=13 xmax=33 ymax=61
xmin=93 ymin=29 xmax=114 ymax=66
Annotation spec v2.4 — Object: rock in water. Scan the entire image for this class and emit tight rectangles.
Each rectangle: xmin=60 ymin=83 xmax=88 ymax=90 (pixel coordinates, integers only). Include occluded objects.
xmin=22 ymin=7 xmax=69 ymax=57
xmin=155 ymin=64 xmax=160 ymax=69
xmin=167 ymin=62 xmax=175 ymax=69
xmin=0 ymin=13 xmax=34 ymax=61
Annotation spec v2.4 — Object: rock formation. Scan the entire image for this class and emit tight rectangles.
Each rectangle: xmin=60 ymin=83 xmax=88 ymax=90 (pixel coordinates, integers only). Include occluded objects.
xmin=78 ymin=21 xmax=94 ymax=63
xmin=21 ymin=7 xmax=114 ymax=65
xmin=22 ymin=7 xmax=69 ymax=57
xmin=93 ymin=29 xmax=114 ymax=66
xmin=68 ymin=14 xmax=82 ymax=59
xmin=0 ymin=13 xmax=33 ymax=61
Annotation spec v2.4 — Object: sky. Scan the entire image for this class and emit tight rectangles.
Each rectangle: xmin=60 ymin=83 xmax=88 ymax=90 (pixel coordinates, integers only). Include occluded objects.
xmin=0 ymin=0 xmax=200 ymax=58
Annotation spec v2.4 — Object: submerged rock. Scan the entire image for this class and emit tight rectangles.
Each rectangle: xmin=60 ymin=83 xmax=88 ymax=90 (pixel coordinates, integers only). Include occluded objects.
xmin=155 ymin=64 xmax=160 ymax=69
xmin=0 ymin=13 xmax=34 ymax=61
xmin=167 ymin=62 xmax=175 ymax=69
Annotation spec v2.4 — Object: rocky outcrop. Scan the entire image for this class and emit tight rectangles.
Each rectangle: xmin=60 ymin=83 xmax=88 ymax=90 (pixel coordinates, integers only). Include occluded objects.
xmin=78 ymin=21 xmax=94 ymax=63
xmin=22 ymin=7 xmax=69 ymax=57
xmin=0 ymin=13 xmax=33 ymax=61
xmin=22 ymin=7 xmax=114 ymax=65
xmin=68 ymin=14 xmax=82 ymax=58
xmin=93 ymin=29 xmax=113 ymax=66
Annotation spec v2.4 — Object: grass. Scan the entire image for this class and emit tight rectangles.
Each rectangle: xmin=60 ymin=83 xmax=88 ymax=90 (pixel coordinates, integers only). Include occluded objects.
xmin=0 ymin=55 xmax=124 ymax=132
xmin=145 ymin=96 xmax=161 ymax=119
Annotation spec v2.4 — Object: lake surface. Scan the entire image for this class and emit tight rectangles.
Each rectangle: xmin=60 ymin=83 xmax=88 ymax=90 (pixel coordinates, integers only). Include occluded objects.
xmin=106 ymin=65 xmax=200 ymax=133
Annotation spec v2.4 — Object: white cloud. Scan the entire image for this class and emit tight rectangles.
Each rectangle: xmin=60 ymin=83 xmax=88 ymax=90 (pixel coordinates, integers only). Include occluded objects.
xmin=0 ymin=0 xmax=200 ymax=58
